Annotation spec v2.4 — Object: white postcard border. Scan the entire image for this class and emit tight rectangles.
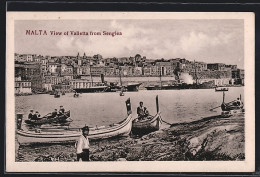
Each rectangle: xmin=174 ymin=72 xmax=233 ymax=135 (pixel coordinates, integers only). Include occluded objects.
xmin=6 ymin=12 xmax=255 ymax=172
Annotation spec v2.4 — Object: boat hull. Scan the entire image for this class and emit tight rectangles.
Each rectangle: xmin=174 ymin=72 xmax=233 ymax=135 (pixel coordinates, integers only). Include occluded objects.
xmin=221 ymin=109 xmax=245 ymax=117
xmin=131 ymin=113 xmax=161 ymax=135
xmin=126 ymin=83 xmax=142 ymax=92
xmin=74 ymin=86 xmax=109 ymax=93
xmin=17 ymin=114 xmax=132 ymax=144
xmin=145 ymin=86 xmax=161 ymax=90
xmin=215 ymin=87 xmax=229 ymax=92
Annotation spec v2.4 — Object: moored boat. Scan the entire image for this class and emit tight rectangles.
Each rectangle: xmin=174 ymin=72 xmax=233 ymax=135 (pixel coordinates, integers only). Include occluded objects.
xmin=73 ymin=93 xmax=79 ymax=97
xmin=24 ymin=111 xmax=71 ymax=125
xmin=131 ymin=95 xmax=162 ymax=135
xmin=54 ymin=92 xmax=60 ymax=98
xmin=215 ymin=87 xmax=229 ymax=92
xmin=125 ymin=83 xmax=142 ymax=92
xmin=219 ymin=92 xmax=244 ymax=116
xmin=16 ymin=99 xmax=133 ymax=144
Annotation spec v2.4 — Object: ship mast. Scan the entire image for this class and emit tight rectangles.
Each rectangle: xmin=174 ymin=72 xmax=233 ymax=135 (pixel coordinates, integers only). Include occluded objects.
xmin=119 ymin=67 xmax=122 ymax=86
xmin=194 ymin=60 xmax=198 ymax=85
xmin=159 ymin=69 xmax=162 ymax=88
xmin=90 ymin=64 xmax=93 ymax=86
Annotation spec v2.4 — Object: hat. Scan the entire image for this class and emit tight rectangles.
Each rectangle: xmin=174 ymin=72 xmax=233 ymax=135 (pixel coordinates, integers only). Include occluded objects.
xmin=81 ymin=126 xmax=89 ymax=131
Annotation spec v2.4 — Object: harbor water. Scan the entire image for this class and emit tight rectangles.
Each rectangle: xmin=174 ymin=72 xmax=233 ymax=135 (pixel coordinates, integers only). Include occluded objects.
xmin=15 ymin=87 xmax=244 ymax=130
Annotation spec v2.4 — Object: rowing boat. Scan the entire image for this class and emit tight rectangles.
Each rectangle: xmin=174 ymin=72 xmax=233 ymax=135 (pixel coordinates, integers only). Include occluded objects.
xmin=220 ymin=92 xmax=244 ymax=117
xmin=131 ymin=95 xmax=162 ymax=135
xmin=24 ymin=111 xmax=71 ymax=125
xmin=16 ymin=114 xmax=132 ymax=144
xmin=132 ymin=113 xmax=162 ymax=135
xmin=16 ymin=98 xmax=133 ymax=144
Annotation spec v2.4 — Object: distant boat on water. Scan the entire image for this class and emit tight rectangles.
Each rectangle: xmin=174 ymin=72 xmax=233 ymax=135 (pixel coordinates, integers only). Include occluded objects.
xmin=215 ymin=87 xmax=229 ymax=92
xmin=125 ymin=83 xmax=142 ymax=92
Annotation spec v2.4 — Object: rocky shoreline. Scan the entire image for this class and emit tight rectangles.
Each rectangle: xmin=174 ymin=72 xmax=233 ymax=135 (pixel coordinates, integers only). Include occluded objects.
xmin=16 ymin=113 xmax=244 ymax=162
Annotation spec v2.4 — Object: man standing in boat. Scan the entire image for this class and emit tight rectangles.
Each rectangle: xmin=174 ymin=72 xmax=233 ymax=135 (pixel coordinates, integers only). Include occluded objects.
xmin=76 ymin=126 xmax=90 ymax=161
xmin=137 ymin=101 xmax=149 ymax=120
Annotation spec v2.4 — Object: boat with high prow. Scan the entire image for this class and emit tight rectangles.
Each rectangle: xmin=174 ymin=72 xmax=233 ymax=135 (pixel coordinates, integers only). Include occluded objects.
xmin=220 ymin=92 xmax=244 ymax=117
xmin=16 ymin=99 xmax=133 ymax=144
xmin=131 ymin=95 xmax=162 ymax=135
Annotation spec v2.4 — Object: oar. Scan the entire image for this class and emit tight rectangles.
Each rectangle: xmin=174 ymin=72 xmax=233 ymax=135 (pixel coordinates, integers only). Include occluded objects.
xmin=210 ymin=100 xmax=237 ymax=111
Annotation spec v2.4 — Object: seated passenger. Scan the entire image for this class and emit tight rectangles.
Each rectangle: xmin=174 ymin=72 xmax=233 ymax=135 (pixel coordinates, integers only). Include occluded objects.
xmin=59 ymin=106 xmax=65 ymax=115
xmin=51 ymin=109 xmax=58 ymax=118
xmin=32 ymin=111 xmax=41 ymax=120
xmin=137 ymin=101 xmax=149 ymax=120
xmin=28 ymin=110 xmax=34 ymax=120
xmin=236 ymin=98 xmax=242 ymax=106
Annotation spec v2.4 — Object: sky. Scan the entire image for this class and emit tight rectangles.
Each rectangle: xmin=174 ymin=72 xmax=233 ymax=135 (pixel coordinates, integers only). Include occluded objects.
xmin=15 ymin=19 xmax=244 ymax=68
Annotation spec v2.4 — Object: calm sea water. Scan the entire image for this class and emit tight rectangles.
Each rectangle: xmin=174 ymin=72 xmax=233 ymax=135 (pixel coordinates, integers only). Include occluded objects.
xmin=15 ymin=87 xmax=244 ymax=130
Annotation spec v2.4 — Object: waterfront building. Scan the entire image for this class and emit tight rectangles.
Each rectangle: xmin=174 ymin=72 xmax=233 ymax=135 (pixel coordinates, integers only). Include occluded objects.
xmin=225 ymin=64 xmax=237 ymax=70
xmin=42 ymin=83 xmax=52 ymax=92
xmin=190 ymin=70 xmax=232 ymax=86
xmin=15 ymin=76 xmax=32 ymax=94
xmin=48 ymin=62 xmax=59 ymax=74
xmin=104 ymin=67 xmax=115 ymax=76
xmin=134 ymin=67 xmax=143 ymax=76
xmin=90 ymin=66 xmax=105 ymax=76
xmin=15 ymin=63 xmax=43 ymax=91
xmin=45 ymin=76 xmax=65 ymax=85
xmin=34 ymin=55 xmax=42 ymax=63
xmin=120 ymin=66 xmax=134 ymax=76
xmin=232 ymin=69 xmax=244 ymax=85
xmin=93 ymin=54 xmax=102 ymax=61
xmin=69 ymin=79 xmax=104 ymax=89
xmin=207 ymin=63 xmax=226 ymax=71
xmin=156 ymin=62 xmax=173 ymax=76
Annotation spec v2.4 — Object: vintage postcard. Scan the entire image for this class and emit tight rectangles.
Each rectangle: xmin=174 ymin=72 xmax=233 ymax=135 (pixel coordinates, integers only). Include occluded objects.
xmin=6 ymin=12 xmax=255 ymax=172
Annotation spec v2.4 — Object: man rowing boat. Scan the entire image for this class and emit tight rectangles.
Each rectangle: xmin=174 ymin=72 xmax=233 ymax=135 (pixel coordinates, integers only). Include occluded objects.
xmin=137 ymin=101 xmax=150 ymax=120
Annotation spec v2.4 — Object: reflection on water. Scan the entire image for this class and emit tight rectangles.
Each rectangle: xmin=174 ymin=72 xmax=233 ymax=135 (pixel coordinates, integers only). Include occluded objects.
xmin=15 ymin=87 xmax=244 ymax=130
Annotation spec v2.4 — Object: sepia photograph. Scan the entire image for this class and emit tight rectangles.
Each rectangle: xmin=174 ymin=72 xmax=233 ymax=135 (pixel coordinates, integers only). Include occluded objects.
xmin=6 ymin=12 xmax=255 ymax=172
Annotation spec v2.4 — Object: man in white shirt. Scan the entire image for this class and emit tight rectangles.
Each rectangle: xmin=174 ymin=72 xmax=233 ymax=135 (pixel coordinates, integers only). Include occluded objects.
xmin=76 ymin=126 xmax=90 ymax=161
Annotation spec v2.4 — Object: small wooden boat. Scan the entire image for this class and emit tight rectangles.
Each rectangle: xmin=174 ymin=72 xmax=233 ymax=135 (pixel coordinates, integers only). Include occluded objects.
xmin=54 ymin=93 xmax=60 ymax=98
xmin=24 ymin=111 xmax=71 ymax=125
xmin=215 ymin=87 xmax=229 ymax=92
xmin=220 ymin=92 xmax=244 ymax=116
xmin=74 ymin=93 xmax=79 ymax=97
xmin=16 ymin=99 xmax=133 ymax=144
xmin=125 ymin=83 xmax=142 ymax=92
xmin=131 ymin=95 xmax=162 ymax=135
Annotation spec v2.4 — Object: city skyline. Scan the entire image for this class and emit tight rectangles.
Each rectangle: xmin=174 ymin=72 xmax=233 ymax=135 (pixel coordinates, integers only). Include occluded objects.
xmin=15 ymin=19 xmax=244 ymax=68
